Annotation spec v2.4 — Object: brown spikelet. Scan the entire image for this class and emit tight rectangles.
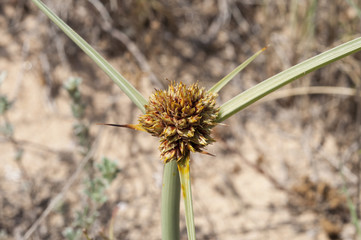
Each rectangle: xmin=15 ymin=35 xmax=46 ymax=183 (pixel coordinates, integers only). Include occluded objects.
xmin=139 ymin=82 xmax=219 ymax=163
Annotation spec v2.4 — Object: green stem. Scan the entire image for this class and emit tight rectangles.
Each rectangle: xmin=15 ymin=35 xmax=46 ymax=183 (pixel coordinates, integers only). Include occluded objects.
xmin=161 ymin=160 xmax=180 ymax=240
xmin=178 ymin=156 xmax=196 ymax=240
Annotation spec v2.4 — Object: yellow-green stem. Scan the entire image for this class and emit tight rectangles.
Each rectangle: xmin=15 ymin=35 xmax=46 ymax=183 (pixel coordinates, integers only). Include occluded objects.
xmin=161 ymin=160 xmax=180 ymax=240
xmin=178 ymin=156 xmax=196 ymax=240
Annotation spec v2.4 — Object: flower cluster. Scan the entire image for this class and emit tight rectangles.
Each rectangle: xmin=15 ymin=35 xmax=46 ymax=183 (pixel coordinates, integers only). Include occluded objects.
xmin=139 ymin=82 xmax=219 ymax=163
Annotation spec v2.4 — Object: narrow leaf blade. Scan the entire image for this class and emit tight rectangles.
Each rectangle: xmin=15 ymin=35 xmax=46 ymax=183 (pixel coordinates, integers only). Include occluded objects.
xmin=218 ymin=37 xmax=361 ymax=122
xmin=177 ymin=157 xmax=196 ymax=240
xmin=32 ymin=0 xmax=147 ymax=113
xmin=208 ymin=47 xmax=267 ymax=93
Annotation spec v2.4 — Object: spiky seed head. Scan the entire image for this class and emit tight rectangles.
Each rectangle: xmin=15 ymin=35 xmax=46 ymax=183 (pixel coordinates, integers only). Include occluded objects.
xmin=139 ymin=82 xmax=219 ymax=164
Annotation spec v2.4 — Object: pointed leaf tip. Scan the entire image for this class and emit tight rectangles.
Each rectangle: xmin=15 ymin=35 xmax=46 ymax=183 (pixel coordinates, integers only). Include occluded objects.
xmin=208 ymin=47 xmax=267 ymax=94
xmin=218 ymin=37 xmax=361 ymax=122
xmin=97 ymin=123 xmax=145 ymax=131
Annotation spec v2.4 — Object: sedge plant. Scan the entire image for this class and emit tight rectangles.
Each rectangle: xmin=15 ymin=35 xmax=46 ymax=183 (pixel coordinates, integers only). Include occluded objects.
xmin=32 ymin=0 xmax=361 ymax=239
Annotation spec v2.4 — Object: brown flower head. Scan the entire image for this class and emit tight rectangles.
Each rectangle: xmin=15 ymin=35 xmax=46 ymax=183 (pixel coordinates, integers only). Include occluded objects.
xmin=139 ymin=82 xmax=219 ymax=163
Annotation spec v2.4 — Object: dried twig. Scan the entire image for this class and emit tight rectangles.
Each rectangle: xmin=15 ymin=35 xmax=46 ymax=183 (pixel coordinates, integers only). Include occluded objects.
xmin=88 ymin=0 xmax=164 ymax=89
xmin=258 ymin=86 xmax=361 ymax=104
xmin=201 ymin=0 xmax=230 ymax=44
xmin=51 ymin=25 xmax=71 ymax=70
xmin=39 ymin=52 xmax=56 ymax=110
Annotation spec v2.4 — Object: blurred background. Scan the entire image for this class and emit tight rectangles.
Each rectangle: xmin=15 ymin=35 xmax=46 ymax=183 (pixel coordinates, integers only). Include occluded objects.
xmin=1 ymin=0 xmax=361 ymax=239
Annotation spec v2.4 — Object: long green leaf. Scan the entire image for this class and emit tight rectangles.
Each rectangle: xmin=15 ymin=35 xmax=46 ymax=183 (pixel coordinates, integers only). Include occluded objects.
xmin=32 ymin=0 xmax=147 ymax=113
xmin=208 ymin=47 xmax=267 ymax=93
xmin=218 ymin=37 xmax=361 ymax=122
